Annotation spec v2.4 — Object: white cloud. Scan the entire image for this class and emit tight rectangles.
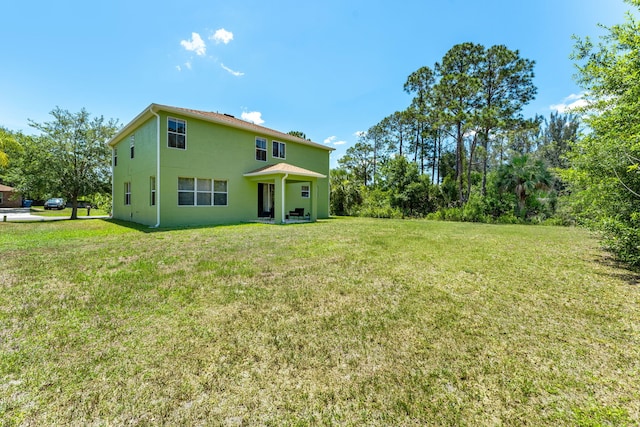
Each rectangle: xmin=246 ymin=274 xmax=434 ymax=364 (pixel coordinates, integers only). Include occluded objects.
xmin=354 ymin=131 xmax=366 ymax=138
xmin=241 ymin=111 xmax=264 ymax=125
xmin=180 ymin=32 xmax=206 ymax=56
xmin=221 ymin=63 xmax=244 ymax=76
xmin=212 ymin=28 xmax=234 ymax=44
xmin=323 ymin=135 xmax=347 ymax=146
xmin=550 ymin=93 xmax=589 ymax=113
xmin=176 ymin=65 xmax=182 ymax=72
xmin=324 ymin=136 xmax=337 ymax=144
xmin=185 ymin=61 xmax=192 ymax=70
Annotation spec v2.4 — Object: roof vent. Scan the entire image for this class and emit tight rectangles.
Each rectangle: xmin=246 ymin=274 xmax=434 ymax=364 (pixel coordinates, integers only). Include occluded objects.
xmin=223 ymin=113 xmax=235 ymax=118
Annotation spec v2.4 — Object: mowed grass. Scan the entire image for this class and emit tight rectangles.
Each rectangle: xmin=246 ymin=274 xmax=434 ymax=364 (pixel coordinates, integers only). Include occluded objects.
xmin=1 ymin=218 xmax=639 ymax=425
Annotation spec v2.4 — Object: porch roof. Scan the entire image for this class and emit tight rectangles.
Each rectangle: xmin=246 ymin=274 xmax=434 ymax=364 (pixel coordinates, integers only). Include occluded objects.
xmin=243 ymin=162 xmax=326 ymax=179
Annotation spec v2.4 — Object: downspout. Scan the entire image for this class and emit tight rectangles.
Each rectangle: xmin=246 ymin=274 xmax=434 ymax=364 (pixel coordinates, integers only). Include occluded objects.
xmin=149 ymin=106 xmax=161 ymax=228
xmin=281 ymin=173 xmax=288 ymax=224
xmin=111 ymin=147 xmax=114 ymax=218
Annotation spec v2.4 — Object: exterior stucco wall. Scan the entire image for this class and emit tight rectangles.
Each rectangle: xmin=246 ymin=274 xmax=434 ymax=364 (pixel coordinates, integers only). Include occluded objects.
xmin=111 ymin=118 xmax=158 ymax=225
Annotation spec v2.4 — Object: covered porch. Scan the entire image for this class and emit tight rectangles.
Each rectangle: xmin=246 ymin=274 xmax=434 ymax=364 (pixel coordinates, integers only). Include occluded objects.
xmin=244 ymin=163 xmax=326 ymax=224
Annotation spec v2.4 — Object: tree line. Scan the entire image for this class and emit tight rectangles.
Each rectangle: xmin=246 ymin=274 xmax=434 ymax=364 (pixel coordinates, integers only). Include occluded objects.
xmin=333 ymin=0 xmax=640 ymax=266
xmin=332 ymin=42 xmax=578 ymax=223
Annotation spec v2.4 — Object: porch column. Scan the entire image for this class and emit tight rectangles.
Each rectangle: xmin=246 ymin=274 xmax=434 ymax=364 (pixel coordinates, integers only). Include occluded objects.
xmin=311 ymin=179 xmax=318 ymax=222
xmin=274 ymin=174 xmax=285 ymax=224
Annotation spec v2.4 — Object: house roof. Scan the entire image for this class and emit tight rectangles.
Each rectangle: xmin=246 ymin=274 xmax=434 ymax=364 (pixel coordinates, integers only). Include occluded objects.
xmin=0 ymin=184 xmax=15 ymax=191
xmin=107 ymin=103 xmax=334 ymax=152
xmin=243 ymin=162 xmax=327 ymax=178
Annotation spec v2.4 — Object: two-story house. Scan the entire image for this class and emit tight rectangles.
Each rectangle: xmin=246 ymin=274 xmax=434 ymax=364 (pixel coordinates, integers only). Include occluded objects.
xmin=108 ymin=104 xmax=333 ymax=227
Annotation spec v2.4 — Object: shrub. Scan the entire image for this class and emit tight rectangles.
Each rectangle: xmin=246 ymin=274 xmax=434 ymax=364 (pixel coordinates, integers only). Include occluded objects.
xmin=600 ymin=215 xmax=640 ymax=267
xmin=356 ymin=188 xmax=402 ymax=219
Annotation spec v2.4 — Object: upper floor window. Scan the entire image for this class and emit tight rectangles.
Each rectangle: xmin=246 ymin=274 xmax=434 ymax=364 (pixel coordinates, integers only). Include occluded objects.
xmin=168 ymin=117 xmax=186 ymax=149
xmin=273 ymin=141 xmax=286 ymax=159
xmin=256 ymin=137 xmax=267 ymax=161
xmin=113 ymin=148 xmax=118 ymax=167
xmin=130 ymin=135 xmax=135 ymax=158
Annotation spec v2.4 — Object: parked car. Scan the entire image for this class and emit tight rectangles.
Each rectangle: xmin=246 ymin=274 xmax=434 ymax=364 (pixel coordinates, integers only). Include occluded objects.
xmin=44 ymin=198 xmax=65 ymax=210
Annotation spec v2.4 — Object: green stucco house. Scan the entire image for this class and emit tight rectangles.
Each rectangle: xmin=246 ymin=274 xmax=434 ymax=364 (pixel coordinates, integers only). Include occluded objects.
xmin=108 ymin=104 xmax=333 ymax=227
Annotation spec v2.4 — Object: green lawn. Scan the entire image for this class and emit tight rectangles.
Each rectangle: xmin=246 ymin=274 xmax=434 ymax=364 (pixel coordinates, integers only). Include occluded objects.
xmin=1 ymin=218 xmax=639 ymax=425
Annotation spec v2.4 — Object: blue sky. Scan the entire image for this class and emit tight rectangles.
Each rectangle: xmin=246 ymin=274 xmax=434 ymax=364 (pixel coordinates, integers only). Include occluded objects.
xmin=0 ymin=0 xmax=633 ymax=166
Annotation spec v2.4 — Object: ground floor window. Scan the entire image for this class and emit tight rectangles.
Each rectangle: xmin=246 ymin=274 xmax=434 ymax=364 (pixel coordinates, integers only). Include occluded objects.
xmin=0 ymin=192 xmax=3 ymax=204
xmin=150 ymin=176 xmax=156 ymax=206
xmin=178 ymin=177 xmax=227 ymax=206
xmin=214 ymin=180 xmax=228 ymax=205
xmin=124 ymin=182 xmax=131 ymax=205
xmin=301 ymin=185 xmax=310 ymax=198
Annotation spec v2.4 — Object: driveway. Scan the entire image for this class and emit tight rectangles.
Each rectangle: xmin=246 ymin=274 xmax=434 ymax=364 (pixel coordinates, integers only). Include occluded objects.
xmin=0 ymin=208 xmax=110 ymax=222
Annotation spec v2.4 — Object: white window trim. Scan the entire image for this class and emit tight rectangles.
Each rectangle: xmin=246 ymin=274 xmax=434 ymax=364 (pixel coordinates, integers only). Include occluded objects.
xmin=177 ymin=177 xmax=228 ymax=207
xmin=256 ymin=137 xmax=267 ymax=162
xmin=113 ymin=148 xmax=118 ymax=167
xmin=272 ymin=140 xmax=286 ymax=159
xmin=168 ymin=117 xmax=187 ymax=150
xmin=301 ymin=185 xmax=310 ymax=198
xmin=130 ymin=135 xmax=135 ymax=159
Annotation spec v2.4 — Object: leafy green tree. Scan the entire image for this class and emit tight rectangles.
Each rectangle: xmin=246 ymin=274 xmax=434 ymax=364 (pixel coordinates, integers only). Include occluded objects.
xmin=567 ymin=0 xmax=640 ymax=264
xmin=0 ymin=127 xmax=21 ymax=169
xmin=497 ymin=155 xmax=553 ymax=218
xmin=379 ymin=111 xmax=412 ymax=157
xmin=538 ymin=112 xmax=579 ymax=170
xmin=6 ymin=134 xmax=56 ymax=200
xmin=338 ymin=140 xmax=374 ymax=187
xmin=382 ymin=155 xmax=433 ymax=217
xmin=26 ymin=107 xmax=119 ymax=219
xmin=330 ymin=167 xmax=362 ymax=215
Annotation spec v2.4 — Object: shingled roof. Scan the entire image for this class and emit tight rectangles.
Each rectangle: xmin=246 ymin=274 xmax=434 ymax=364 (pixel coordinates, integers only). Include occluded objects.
xmin=244 ymin=162 xmax=327 ymax=178
xmin=108 ymin=104 xmax=333 ymax=152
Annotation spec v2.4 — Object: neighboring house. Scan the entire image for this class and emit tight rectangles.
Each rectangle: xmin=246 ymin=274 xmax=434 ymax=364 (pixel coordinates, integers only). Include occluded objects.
xmin=0 ymin=184 xmax=21 ymax=208
xmin=108 ymin=104 xmax=333 ymax=227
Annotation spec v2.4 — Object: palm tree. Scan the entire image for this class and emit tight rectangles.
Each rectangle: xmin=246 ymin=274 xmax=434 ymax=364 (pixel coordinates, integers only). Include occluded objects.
xmin=498 ymin=155 xmax=553 ymax=218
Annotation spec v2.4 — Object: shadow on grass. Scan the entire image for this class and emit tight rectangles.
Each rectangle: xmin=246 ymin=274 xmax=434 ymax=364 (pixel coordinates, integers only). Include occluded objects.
xmin=594 ymin=253 xmax=640 ymax=286
xmin=103 ymin=218 xmax=329 ymax=233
